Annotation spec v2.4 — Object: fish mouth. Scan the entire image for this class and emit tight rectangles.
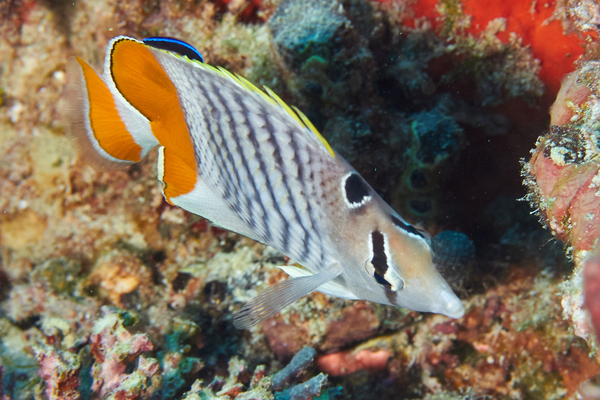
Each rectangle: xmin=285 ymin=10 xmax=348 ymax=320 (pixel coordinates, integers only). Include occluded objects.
xmin=436 ymin=288 xmax=465 ymax=319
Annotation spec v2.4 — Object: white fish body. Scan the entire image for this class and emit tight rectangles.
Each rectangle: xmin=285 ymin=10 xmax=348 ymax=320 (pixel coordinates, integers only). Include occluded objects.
xmin=65 ymin=36 xmax=465 ymax=329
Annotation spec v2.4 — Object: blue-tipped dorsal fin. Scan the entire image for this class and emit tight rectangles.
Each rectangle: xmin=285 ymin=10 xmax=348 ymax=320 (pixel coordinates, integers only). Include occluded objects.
xmin=143 ymin=37 xmax=204 ymax=63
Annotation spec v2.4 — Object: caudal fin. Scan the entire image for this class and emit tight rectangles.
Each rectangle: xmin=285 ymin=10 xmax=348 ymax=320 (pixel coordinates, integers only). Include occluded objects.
xmin=64 ymin=56 xmax=158 ymax=167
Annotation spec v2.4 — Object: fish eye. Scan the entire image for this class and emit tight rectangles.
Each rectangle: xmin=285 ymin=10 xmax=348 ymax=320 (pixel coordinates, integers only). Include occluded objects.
xmin=342 ymin=172 xmax=372 ymax=209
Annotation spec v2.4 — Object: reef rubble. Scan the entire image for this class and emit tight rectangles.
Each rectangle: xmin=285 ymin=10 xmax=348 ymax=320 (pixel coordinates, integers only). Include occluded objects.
xmin=0 ymin=0 xmax=599 ymax=399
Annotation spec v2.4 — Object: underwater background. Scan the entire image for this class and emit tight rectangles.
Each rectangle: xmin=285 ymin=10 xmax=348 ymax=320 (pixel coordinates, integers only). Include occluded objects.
xmin=1 ymin=0 xmax=600 ymax=399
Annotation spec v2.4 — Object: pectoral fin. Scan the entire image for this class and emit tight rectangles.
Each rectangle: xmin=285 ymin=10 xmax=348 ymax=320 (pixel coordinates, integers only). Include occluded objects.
xmin=233 ymin=263 xmax=343 ymax=330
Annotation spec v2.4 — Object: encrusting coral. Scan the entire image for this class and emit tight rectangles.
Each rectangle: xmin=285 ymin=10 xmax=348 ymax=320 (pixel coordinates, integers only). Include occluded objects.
xmin=523 ymin=57 xmax=600 ymax=349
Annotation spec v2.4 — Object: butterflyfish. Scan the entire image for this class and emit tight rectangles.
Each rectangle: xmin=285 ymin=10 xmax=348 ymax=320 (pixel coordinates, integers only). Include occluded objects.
xmin=65 ymin=36 xmax=465 ymax=329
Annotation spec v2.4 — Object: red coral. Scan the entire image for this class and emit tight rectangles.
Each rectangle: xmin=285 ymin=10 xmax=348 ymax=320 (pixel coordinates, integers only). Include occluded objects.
xmin=388 ymin=0 xmax=586 ymax=95
xmin=316 ymin=349 xmax=391 ymax=377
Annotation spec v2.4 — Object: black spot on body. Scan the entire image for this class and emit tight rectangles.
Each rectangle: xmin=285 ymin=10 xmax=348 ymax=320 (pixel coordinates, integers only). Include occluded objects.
xmin=344 ymin=173 xmax=370 ymax=206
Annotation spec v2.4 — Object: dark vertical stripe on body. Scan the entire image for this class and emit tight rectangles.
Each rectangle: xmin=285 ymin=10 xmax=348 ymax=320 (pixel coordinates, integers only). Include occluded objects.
xmin=303 ymin=149 xmax=326 ymax=263
xmin=264 ymin=120 xmax=311 ymax=261
xmin=198 ymin=80 xmax=257 ymax=225
xmin=371 ymin=230 xmax=392 ymax=287
xmin=193 ymin=83 xmax=242 ymax=214
xmin=211 ymin=85 xmax=273 ymax=243
xmin=234 ymin=92 xmax=291 ymax=253
xmin=371 ymin=231 xmax=388 ymax=275
xmin=284 ymin=128 xmax=314 ymax=262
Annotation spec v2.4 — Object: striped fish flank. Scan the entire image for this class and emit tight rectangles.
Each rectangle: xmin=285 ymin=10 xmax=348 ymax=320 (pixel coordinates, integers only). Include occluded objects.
xmin=65 ymin=36 xmax=465 ymax=329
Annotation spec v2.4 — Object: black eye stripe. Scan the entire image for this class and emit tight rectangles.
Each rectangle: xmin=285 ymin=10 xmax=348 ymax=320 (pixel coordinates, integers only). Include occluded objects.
xmin=391 ymin=215 xmax=424 ymax=239
xmin=370 ymin=230 xmax=390 ymax=285
xmin=343 ymin=173 xmax=371 ymax=207
xmin=374 ymin=271 xmax=391 ymax=287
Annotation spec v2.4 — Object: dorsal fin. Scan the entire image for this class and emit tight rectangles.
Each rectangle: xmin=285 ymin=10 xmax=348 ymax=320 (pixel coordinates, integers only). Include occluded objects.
xmin=142 ymin=37 xmax=204 ymax=63
xmin=180 ymin=58 xmax=336 ymax=158
xmin=263 ymin=86 xmax=305 ymax=127
xmin=291 ymin=105 xmax=335 ymax=157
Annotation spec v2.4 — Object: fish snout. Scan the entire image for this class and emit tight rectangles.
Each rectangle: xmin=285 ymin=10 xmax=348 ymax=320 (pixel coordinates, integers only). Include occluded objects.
xmin=435 ymin=287 xmax=465 ymax=319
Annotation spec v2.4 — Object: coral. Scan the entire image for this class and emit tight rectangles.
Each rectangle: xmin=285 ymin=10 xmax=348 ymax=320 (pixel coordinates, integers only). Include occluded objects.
xmin=262 ymin=314 xmax=314 ymax=361
xmin=274 ymin=373 xmax=327 ymax=400
xmin=555 ymin=0 xmax=600 ymax=45
xmin=180 ymin=367 xmax=272 ymax=400
xmin=319 ymin=302 xmax=380 ymax=352
xmin=33 ymin=344 xmax=81 ymax=400
xmin=422 ymin=387 xmax=490 ymax=400
xmin=2 ymin=0 xmax=600 ymax=399
xmin=522 ymin=54 xmax=600 ymax=367
xmin=265 ymin=0 xmax=551 ymax=232
xmin=560 ymin=256 xmax=596 ymax=348
xmin=549 ymin=69 xmax=593 ymax=126
xmin=272 ymin=346 xmax=315 ymax=391
xmin=89 ymin=250 xmax=156 ymax=308
xmin=394 ymin=105 xmax=464 ymax=218
xmin=178 ymin=346 xmax=331 ymax=400
xmin=522 ymin=60 xmax=600 ymax=255
xmin=89 ymin=307 xmax=158 ymax=399
xmin=525 ymin=125 xmax=600 ymax=251
xmin=157 ymin=318 xmax=203 ymax=399
xmin=268 ymin=0 xmax=350 ymax=71
xmin=403 ymin=0 xmax=585 ymax=95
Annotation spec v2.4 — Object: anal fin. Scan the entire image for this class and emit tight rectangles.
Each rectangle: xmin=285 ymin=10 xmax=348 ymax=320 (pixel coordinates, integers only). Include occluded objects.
xmin=65 ymin=56 xmax=156 ymax=168
xmin=280 ymin=265 xmax=358 ymax=300
xmin=233 ymin=263 xmax=343 ymax=330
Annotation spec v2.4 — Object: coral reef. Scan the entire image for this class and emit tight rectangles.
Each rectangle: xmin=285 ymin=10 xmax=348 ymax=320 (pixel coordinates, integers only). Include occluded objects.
xmin=33 ymin=344 xmax=80 ymax=400
xmin=404 ymin=0 xmax=585 ymax=95
xmin=522 ymin=57 xmax=600 ymax=351
xmin=1 ymin=0 xmax=599 ymax=399
xmin=272 ymin=346 xmax=316 ymax=391
xmin=179 ymin=346 xmax=331 ymax=400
